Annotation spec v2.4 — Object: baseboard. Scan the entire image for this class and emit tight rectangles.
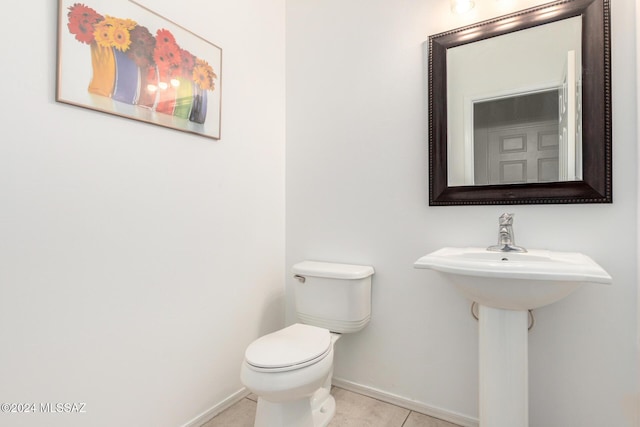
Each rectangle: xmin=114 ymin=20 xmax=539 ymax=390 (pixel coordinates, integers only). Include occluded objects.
xmin=332 ymin=377 xmax=479 ymax=427
xmin=179 ymin=379 xmax=479 ymax=427
xmin=179 ymin=387 xmax=250 ymax=427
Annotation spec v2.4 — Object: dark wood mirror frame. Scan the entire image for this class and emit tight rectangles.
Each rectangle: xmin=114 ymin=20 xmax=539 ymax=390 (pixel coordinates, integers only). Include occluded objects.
xmin=429 ymin=0 xmax=611 ymax=206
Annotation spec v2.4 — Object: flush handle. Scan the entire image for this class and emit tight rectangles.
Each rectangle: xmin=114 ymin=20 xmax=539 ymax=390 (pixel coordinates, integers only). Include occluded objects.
xmin=293 ymin=274 xmax=306 ymax=283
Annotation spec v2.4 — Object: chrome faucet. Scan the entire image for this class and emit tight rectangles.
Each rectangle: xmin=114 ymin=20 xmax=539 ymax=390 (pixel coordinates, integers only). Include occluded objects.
xmin=487 ymin=213 xmax=527 ymax=253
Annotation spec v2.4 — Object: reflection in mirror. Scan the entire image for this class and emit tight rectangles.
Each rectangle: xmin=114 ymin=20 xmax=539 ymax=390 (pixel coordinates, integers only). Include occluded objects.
xmin=446 ymin=16 xmax=582 ymax=186
xmin=428 ymin=0 xmax=611 ymax=206
xmin=473 ymin=90 xmax=562 ymax=185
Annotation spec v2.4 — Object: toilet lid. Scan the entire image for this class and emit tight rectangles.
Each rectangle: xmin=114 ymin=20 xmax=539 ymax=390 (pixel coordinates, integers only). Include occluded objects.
xmin=245 ymin=323 xmax=331 ymax=370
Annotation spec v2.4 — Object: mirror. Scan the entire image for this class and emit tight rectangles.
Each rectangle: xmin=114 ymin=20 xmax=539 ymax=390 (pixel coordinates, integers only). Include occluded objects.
xmin=428 ymin=0 xmax=611 ymax=205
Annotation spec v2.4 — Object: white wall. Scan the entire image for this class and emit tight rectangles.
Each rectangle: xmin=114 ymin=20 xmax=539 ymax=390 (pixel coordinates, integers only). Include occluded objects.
xmin=286 ymin=0 xmax=638 ymax=426
xmin=0 ymin=1 xmax=285 ymax=426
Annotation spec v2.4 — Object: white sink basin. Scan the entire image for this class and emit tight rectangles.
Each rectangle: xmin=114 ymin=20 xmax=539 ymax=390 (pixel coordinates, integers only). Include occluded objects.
xmin=414 ymin=247 xmax=612 ymax=310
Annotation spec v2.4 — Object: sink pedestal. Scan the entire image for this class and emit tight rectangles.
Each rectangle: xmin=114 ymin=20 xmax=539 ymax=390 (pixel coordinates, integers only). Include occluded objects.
xmin=478 ymin=305 xmax=528 ymax=427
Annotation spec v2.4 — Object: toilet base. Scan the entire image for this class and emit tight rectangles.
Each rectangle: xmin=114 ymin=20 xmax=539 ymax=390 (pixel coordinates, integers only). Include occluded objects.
xmin=254 ymin=389 xmax=335 ymax=427
xmin=243 ymin=334 xmax=342 ymax=427
xmin=313 ymin=394 xmax=335 ymax=427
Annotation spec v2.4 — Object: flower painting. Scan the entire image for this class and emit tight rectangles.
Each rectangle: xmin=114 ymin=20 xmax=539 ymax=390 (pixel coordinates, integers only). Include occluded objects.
xmin=57 ymin=0 xmax=222 ymax=139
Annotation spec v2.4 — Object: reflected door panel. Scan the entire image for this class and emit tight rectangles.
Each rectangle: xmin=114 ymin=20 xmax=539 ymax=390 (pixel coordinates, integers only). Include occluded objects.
xmin=475 ymin=121 xmax=559 ymax=185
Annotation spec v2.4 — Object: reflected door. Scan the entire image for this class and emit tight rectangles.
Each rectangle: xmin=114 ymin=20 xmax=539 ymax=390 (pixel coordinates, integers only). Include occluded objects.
xmin=472 ymin=90 xmax=560 ymax=185
xmin=475 ymin=121 xmax=559 ymax=184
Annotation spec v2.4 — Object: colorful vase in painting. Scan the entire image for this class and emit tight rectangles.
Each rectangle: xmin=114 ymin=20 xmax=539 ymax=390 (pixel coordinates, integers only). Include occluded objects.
xmin=88 ymin=42 xmax=116 ymax=97
xmin=112 ymin=49 xmax=140 ymax=104
xmin=173 ymin=77 xmax=194 ymax=119
xmin=155 ymin=71 xmax=177 ymax=115
xmin=137 ymin=66 xmax=159 ymax=109
xmin=189 ymin=86 xmax=208 ymax=124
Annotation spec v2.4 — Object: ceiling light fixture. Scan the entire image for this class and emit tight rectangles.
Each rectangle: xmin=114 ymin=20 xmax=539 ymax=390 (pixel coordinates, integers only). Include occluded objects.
xmin=451 ymin=0 xmax=475 ymax=14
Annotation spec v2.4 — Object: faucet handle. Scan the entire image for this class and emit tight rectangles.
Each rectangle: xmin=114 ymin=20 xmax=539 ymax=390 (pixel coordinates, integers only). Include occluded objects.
xmin=498 ymin=213 xmax=514 ymax=225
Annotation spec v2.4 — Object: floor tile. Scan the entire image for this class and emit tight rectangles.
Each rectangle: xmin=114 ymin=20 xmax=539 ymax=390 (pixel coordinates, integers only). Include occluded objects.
xmin=203 ymin=387 xmax=463 ymax=427
xmin=328 ymin=387 xmax=410 ymax=426
xmin=403 ymin=411 xmax=462 ymax=427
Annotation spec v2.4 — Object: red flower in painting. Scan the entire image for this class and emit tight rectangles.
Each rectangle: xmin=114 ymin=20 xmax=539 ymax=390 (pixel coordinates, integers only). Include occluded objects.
xmin=164 ymin=43 xmax=181 ymax=67
xmin=179 ymin=49 xmax=196 ymax=78
xmin=156 ymin=29 xmax=177 ymax=47
xmin=153 ymin=28 xmax=182 ymax=77
xmin=128 ymin=25 xmax=156 ymax=68
xmin=67 ymin=3 xmax=103 ymax=44
xmin=153 ymin=42 xmax=181 ymax=75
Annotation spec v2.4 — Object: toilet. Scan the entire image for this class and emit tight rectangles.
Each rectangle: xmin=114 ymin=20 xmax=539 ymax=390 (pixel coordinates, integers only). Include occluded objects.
xmin=240 ymin=260 xmax=374 ymax=427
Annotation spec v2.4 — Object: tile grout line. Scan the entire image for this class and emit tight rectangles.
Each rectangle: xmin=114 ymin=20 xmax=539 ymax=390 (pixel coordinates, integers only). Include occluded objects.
xmin=400 ymin=410 xmax=412 ymax=427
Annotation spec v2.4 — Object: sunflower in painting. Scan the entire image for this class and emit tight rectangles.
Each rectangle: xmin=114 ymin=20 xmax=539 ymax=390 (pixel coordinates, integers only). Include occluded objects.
xmin=192 ymin=58 xmax=217 ymax=91
xmin=93 ymin=15 xmax=136 ymax=51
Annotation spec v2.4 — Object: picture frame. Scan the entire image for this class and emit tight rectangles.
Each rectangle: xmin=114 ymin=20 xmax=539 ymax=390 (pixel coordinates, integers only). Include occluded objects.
xmin=56 ymin=0 xmax=222 ymax=140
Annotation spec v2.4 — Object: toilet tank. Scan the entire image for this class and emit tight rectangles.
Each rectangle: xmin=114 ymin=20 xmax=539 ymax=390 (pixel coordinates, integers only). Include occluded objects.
xmin=292 ymin=261 xmax=374 ymax=333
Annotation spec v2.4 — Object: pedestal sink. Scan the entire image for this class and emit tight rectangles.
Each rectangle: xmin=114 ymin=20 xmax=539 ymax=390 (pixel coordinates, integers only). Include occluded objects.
xmin=414 ymin=247 xmax=612 ymax=427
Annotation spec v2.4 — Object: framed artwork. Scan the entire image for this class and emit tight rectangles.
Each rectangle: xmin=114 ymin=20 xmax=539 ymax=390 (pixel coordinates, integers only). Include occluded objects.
xmin=57 ymin=0 xmax=222 ymax=140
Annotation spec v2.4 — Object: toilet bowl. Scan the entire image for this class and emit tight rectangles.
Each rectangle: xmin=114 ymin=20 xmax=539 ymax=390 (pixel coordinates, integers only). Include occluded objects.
xmin=241 ymin=324 xmax=340 ymax=427
xmin=240 ymin=260 xmax=374 ymax=427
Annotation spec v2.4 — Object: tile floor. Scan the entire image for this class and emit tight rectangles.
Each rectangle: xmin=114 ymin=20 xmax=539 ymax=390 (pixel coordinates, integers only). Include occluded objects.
xmin=202 ymin=387 xmax=462 ymax=427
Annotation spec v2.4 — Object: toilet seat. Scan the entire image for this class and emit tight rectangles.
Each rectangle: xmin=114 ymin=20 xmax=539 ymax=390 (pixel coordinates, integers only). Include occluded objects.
xmin=245 ymin=323 xmax=331 ymax=373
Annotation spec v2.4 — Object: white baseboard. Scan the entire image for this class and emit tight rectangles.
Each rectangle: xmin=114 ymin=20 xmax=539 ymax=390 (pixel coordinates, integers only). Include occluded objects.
xmin=332 ymin=377 xmax=479 ymax=427
xmin=180 ymin=380 xmax=479 ymax=427
xmin=179 ymin=387 xmax=250 ymax=427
